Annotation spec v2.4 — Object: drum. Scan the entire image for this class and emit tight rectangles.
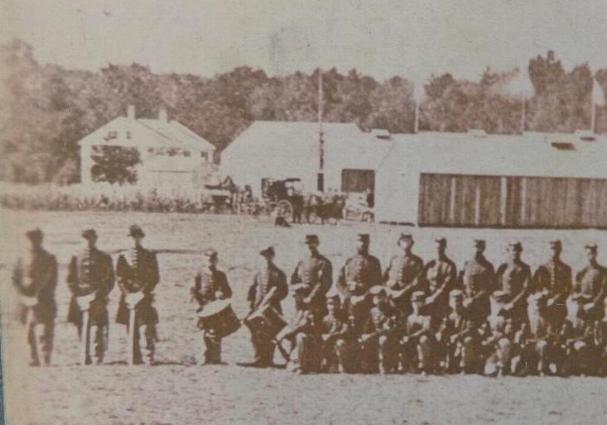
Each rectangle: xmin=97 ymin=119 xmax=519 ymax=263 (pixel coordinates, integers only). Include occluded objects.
xmin=197 ymin=299 xmax=241 ymax=337
xmin=244 ymin=304 xmax=288 ymax=339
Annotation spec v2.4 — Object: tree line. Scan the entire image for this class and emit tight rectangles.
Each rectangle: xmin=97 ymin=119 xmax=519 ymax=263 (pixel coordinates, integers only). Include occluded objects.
xmin=1 ymin=39 xmax=606 ymax=184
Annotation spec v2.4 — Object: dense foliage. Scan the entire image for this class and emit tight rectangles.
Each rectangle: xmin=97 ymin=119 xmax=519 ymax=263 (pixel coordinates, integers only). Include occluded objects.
xmin=1 ymin=39 xmax=606 ymax=184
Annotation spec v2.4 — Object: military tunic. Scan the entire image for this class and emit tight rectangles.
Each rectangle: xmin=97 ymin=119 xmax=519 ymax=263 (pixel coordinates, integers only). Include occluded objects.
xmin=291 ymin=253 xmax=333 ymax=316
xmin=115 ymin=246 xmax=160 ymax=326
xmin=496 ymin=260 xmax=532 ymax=322
xmin=67 ymin=247 xmax=115 ymax=327
xmin=382 ymin=253 xmax=424 ymax=312
xmin=461 ymin=256 xmax=496 ymax=322
xmin=533 ymin=259 xmax=572 ymax=323
xmin=574 ymin=263 xmax=606 ymax=301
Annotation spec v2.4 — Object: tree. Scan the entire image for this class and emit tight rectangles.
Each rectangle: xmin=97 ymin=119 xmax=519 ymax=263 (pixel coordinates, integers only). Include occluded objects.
xmin=90 ymin=146 xmax=141 ymax=184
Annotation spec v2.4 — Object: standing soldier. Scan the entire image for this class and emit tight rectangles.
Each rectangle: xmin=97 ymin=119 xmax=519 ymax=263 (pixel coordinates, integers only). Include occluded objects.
xmin=12 ymin=229 xmax=57 ymax=367
xmin=337 ymin=234 xmax=382 ymax=333
xmin=115 ymin=225 xmax=160 ymax=366
xmin=496 ymin=242 xmax=531 ymax=326
xmin=460 ymin=239 xmax=496 ymax=327
xmin=291 ymin=234 xmax=333 ymax=319
xmin=191 ymin=249 xmax=233 ymax=365
xmin=573 ymin=243 xmax=607 ymax=321
xmin=66 ymin=228 xmax=115 ymax=365
xmin=423 ymin=237 xmax=457 ymax=325
xmin=246 ymin=246 xmax=288 ymax=367
xmin=532 ymin=240 xmax=572 ymax=330
xmin=383 ymin=233 xmax=425 ymax=315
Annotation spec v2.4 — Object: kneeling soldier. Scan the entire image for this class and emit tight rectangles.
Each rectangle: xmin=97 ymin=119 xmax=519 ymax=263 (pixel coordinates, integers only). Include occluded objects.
xmin=280 ymin=283 xmax=322 ymax=374
xmin=191 ymin=249 xmax=233 ymax=365
xmin=360 ymin=286 xmax=401 ymax=374
xmin=401 ymin=291 xmax=437 ymax=374
xmin=67 ymin=228 xmax=115 ymax=365
xmin=320 ymin=294 xmax=353 ymax=373
xmin=116 ymin=225 xmax=160 ymax=365
xmin=247 ymin=246 xmax=288 ymax=367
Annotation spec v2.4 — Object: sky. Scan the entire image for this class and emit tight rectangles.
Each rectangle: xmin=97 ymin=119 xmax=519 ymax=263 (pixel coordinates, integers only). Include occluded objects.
xmin=1 ymin=0 xmax=606 ymax=82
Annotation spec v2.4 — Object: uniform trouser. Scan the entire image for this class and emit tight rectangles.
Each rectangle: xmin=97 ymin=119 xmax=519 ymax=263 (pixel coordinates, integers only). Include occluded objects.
xmin=520 ymin=340 xmax=553 ymax=374
xmin=484 ymin=338 xmax=515 ymax=375
xmin=443 ymin=336 xmax=481 ymax=373
xmin=131 ymin=323 xmax=156 ymax=365
xmin=562 ymin=341 xmax=594 ymax=376
xmin=321 ymin=338 xmax=351 ymax=372
xmin=251 ymin=331 xmax=275 ymax=365
xmin=287 ymin=332 xmax=320 ymax=373
xmin=27 ymin=319 xmax=54 ymax=366
xmin=78 ymin=323 xmax=108 ymax=363
xmin=203 ymin=329 xmax=222 ymax=364
xmin=402 ymin=335 xmax=437 ymax=372
xmin=361 ymin=335 xmax=399 ymax=373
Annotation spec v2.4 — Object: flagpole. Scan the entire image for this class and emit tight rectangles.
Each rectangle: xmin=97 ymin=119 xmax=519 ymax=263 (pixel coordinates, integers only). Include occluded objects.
xmin=318 ymin=68 xmax=324 ymax=192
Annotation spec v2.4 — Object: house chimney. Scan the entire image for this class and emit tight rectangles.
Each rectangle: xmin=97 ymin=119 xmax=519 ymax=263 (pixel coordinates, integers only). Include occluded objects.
xmin=127 ymin=105 xmax=136 ymax=120
xmin=158 ymin=107 xmax=168 ymax=123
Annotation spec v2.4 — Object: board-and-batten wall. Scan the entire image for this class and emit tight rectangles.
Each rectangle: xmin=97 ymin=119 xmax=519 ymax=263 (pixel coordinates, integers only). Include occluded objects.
xmin=418 ymin=173 xmax=607 ymax=228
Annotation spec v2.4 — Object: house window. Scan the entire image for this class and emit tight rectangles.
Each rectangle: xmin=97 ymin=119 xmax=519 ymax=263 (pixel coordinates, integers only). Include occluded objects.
xmin=341 ymin=169 xmax=375 ymax=193
xmin=105 ymin=130 xmax=118 ymax=140
xmin=183 ymin=150 xmax=191 ymax=157
xmin=200 ymin=152 xmax=208 ymax=161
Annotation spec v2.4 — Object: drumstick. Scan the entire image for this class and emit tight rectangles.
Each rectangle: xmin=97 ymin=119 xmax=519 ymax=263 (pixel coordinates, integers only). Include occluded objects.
xmin=80 ymin=308 xmax=91 ymax=365
xmin=128 ymin=306 xmax=137 ymax=366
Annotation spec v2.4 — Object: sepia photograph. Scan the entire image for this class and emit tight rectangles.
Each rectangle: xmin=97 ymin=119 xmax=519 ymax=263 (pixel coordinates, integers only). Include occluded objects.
xmin=1 ymin=1 xmax=607 ymax=424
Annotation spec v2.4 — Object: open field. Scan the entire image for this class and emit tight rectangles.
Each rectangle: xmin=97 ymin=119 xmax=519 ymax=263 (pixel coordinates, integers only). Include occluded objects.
xmin=1 ymin=209 xmax=607 ymax=425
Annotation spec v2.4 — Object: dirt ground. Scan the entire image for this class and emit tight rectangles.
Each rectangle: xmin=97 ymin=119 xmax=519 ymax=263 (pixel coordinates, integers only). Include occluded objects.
xmin=1 ymin=210 xmax=607 ymax=425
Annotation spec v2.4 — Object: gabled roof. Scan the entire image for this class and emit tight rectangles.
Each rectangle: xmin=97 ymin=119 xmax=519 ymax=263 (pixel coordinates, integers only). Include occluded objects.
xmin=78 ymin=116 xmax=215 ymax=152
xmin=222 ymin=120 xmax=391 ymax=164
xmin=379 ymin=131 xmax=607 ymax=179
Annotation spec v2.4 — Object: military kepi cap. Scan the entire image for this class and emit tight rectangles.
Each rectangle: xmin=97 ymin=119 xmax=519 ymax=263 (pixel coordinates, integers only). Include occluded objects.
xmin=585 ymin=242 xmax=598 ymax=251
xmin=434 ymin=236 xmax=447 ymax=246
xmin=473 ymin=239 xmax=486 ymax=248
xmin=549 ymin=239 xmax=562 ymax=248
xmin=81 ymin=228 xmax=97 ymax=240
xmin=304 ymin=234 xmax=319 ymax=245
xmin=449 ymin=289 xmax=464 ymax=299
xmin=326 ymin=294 xmax=341 ymax=305
xmin=128 ymin=224 xmax=145 ymax=238
xmin=357 ymin=233 xmax=370 ymax=243
xmin=203 ymin=248 xmax=218 ymax=259
xmin=398 ymin=233 xmax=413 ymax=244
xmin=508 ymin=241 xmax=523 ymax=251
xmin=259 ymin=246 xmax=275 ymax=257
xmin=26 ymin=228 xmax=43 ymax=241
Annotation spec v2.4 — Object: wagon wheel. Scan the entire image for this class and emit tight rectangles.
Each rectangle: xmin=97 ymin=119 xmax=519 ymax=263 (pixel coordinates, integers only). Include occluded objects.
xmin=276 ymin=199 xmax=294 ymax=221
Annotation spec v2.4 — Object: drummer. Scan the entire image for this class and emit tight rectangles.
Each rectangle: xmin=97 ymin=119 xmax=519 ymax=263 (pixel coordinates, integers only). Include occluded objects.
xmin=247 ymin=246 xmax=288 ymax=367
xmin=191 ymin=248 xmax=233 ymax=365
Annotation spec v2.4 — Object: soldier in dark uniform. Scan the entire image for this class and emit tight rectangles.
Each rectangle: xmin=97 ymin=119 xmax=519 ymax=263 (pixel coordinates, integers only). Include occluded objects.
xmin=401 ymin=291 xmax=437 ymax=374
xmin=460 ymin=239 xmax=496 ymax=327
xmin=291 ymin=234 xmax=333 ymax=319
xmin=280 ymin=283 xmax=322 ymax=374
xmin=115 ymin=225 xmax=160 ymax=365
xmin=382 ymin=233 xmax=425 ymax=316
xmin=532 ymin=240 xmax=572 ymax=330
xmin=573 ymin=243 xmax=606 ymax=321
xmin=191 ymin=249 xmax=233 ymax=365
xmin=247 ymin=246 xmax=288 ymax=367
xmin=423 ymin=237 xmax=457 ymax=325
xmin=360 ymin=286 xmax=401 ymax=374
xmin=319 ymin=294 xmax=353 ymax=373
xmin=337 ymin=233 xmax=382 ymax=333
xmin=436 ymin=289 xmax=482 ymax=374
xmin=12 ymin=228 xmax=58 ymax=366
xmin=66 ymin=228 xmax=115 ymax=364
xmin=496 ymin=242 xmax=531 ymax=326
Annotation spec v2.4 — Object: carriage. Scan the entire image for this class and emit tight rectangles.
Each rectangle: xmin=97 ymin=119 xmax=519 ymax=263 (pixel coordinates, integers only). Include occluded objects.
xmin=261 ymin=178 xmax=304 ymax=221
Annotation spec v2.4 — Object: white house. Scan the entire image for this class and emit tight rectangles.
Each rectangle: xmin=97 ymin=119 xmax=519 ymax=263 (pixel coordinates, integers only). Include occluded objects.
xmin=78 ymin=106 xmax=215 ymax=191
xmin=375 ymin=130 xmax=607 ymax=228
xmin=220 ymin=120 xmax=392 ymax=197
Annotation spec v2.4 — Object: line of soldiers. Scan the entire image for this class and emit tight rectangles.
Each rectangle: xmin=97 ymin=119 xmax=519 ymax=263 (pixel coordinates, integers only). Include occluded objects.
xmin=11 ymin=227 xmax=607 ymax=377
